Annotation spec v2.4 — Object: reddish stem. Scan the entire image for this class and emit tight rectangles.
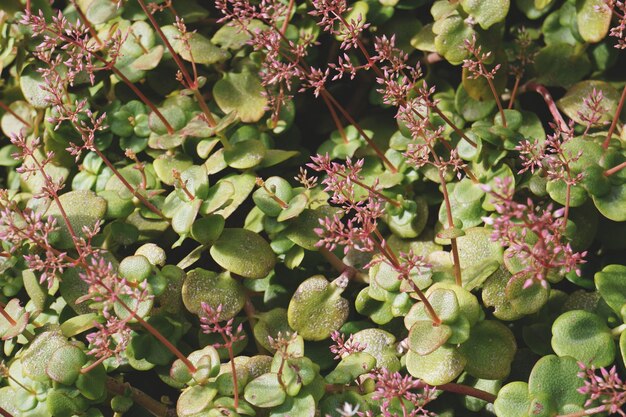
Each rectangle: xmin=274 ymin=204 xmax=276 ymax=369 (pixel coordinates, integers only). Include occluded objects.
xmin=321 ymin=93 xmax=348 ymax=144
xmin=0 ymin=101 xmax=31 ymax=128
xmin=106 ymin=377 xmax=174 ymax=417
xmin=69 ymin=0 xmax=103 ymax=46
xmin=280 ymin=0 xmax=295 ymax=35
xmin=0 ymin=406 xmax=14 ymax=417
xmin=54 ymin=30 xmax=174 ymax=134
xmin=322 ymin=91 xmax=398 ymax=173
xmin=508 ymin=76 xmax=521 ymax=109
xmin=524 ymin=83 xmax=569 ymax=132
xmin=136 ymin=0 xmax=217 ymax=128
xmin=93 ymin=148 xmax=166 ymax=219
xmin=603 ymin=83 xmax=626 ymax=149
xmin=0 ymin=306 xmax=17 ymax=327
xmin=605 ymin=160 xmax=626 ymax=176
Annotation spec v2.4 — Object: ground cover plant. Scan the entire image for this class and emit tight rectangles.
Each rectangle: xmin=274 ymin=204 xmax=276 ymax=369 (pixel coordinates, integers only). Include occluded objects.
xmin=1 ymin=0 xmax=626 ymax=416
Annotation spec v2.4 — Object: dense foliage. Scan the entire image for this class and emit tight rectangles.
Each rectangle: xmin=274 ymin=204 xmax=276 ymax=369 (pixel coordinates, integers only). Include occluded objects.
xmin=1 ymin=0 xmax=626 ymax=416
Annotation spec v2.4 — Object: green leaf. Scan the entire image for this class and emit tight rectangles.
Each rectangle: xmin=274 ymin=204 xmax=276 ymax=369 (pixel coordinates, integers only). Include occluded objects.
xmin=244 ymin=373 xmax=287 ymax=408
xmin=22 ymin=269 xmax=46 ymax=310
xmin=224 ymin=139 xmax=267 ymax=169
xmin=213 ymin=71 xmax=268 ymax=123
xmin=558 ymin=80 xmax=619 ymax=125
xmin=408 ymin=320 xmax=452 ymax=355
xmin=182 ymin=268 xmax=245 ymax=319
xmin=352 ymin=328 xmax=400 ymax=372
xmin=505 ymin=273 xmax=550 ymax=314
xmin=60 ymin=313 xmax=99 ymax=337
xmin=534 ymin=43 xmax=591 ymax=87
xmin=494 ymin=381 xmax=531 ymax=417
xmin=460 ymin=0 xmax=510 ymax=29
xmin=325 ymin=352 xmax=377 ymax=384
xmin=45 ymin=190 xmax=107 ymax=249
xmin=210 ymin=228 xmax=276 ymax=279
xmin=46 ymin=345 xmax=87 ymax=385
xmin=177 ymin=385 xmax=218 ymax=417
xmin=288 ymin=275 xmax=350 ymax=341
xmin=592 ymin=184 xmax=626 ymax=221
xmin=21 ymin=330 xmax=70 ymax=381
xmin=528 ymin=355 xmax=586 ymax=413
xmin=458 ymin=320 xmax=517 ymax=380
xmin=551 ymin=310 xmax=615 ymax=367
xmin=576 ymin=0 xmax=611 ymax=43
xmin=595 ymin=264 xmax=626 ymax=315
xmin=86 ymin=0 xmax=118 ymax=24
xmin=20 ymin=65 xmax=50 ymax=108
xmin=405 ymin=345 xmax=467 ymax=385
xmin=433 ymin=14 xmax=474 ymax=65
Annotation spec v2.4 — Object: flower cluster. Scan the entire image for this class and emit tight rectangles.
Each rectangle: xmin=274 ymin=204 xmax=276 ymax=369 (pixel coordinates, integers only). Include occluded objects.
xmin=578 ymin=88 xmax=609 ymax=134
xmin=517 ymin=121 xmax=583 ymax=187
xmin=329 ymin=331 xmax=366 ymax=359
xmin=365 ymin=368 xmax=438 ymax=417
xmin=578 ymin=364 xmax=626 ymax=416
xmin=199 ymin=303 xmax=246 ymax=349
xmin=308 ymin=154 xmax=387 ymax=255
xmin=608 ymin=1 xmax=626 ymax=49
xmin=483 ymin=177 xmax=586 ymax=288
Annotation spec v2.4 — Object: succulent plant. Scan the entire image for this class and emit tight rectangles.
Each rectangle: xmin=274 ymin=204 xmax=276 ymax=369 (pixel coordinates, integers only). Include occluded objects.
xmin=0 ymin=1 xmax=626 ymax=417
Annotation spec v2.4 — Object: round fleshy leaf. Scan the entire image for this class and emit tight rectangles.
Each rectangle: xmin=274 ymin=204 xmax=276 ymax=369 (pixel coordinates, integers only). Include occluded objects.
xmin=119 ymin=255 xmax=152 ymax=283
xmin=113 ymin=292 xmax=153 ymax=322
xmin=288 ymin=275 xmax=349 ymax=341
xmin=384 ymin=197 xmax=429 ymax=239
xmin=1 ymin=100 xmax=35 ymax=137
xmin=182 ymin=268 xmax=245 ymax=320
xmin=351 ymin=328 xmax=400 ymax=372
xmin=534 ymin=43 xmax=591 ymax=87
xmin=595 ymin=264 xmax=626 ymax=315
xmin=551 ymin=310 xmax=615 ymax=367
xmin=405 ymin=346 xmax=467 ymax=385
xmin=153 ymin=153 xmax=193 ymax=186
xmin=458 ymin=320 xmax=517 ymax=380
xmin=20 ymin=65 xmax=51 ymax=108
xmin=592 ymin=184 xmax=626 ymax=221
xmin=210 ymin=228 xmax=276 ymax=279
xmin=47 ymin=388 xmax=89 ymax=417
xmin=427 ymin=283 xmax=481 ymax=325
xmin=224 ymin=139 xmax=267 ymax=169
xmin=433 ymin=14 xmax=474 ymax=65
xmin=577 ymin=0 xmax=611 ymax=43
xmin=244 ymin=373 xmax=287 ymax=408
xmin=253 ymin=176 xmax=293 ymax=217
xmin=408 ymin=320 xmax=452 ymax=355
xmin=494 ymin=381 xmax=531 ymax=417
xmin=460 ymin=0 xmax=509 ymax=29
xmin=0 ymin=298 xmax=30 ymax=340
xmin=505 ymin=273 xmax=550 ymax=315
xmin=46 ymin=345 xmax=87 ymax=385
xmin=456 ymin=227 xmax=503 ymax=271
xmin=161 ymin=26 xmax=229 ymax=65
xmin=213 ymin=71 xmax=268 ymax=123
xmin=455 ymin=84 xmax=496 ymax=122
xmin=325 ymin=352 xmax=377 ymax=384
xmin=177 ymin=385 xmax=218 ymax=417
xmin=45 ymin=190 xmax=107 ymax=249
xmin=528 ymin=355 xmax=586 ymax=413
xmin=190 ymin=215 xmax=225 ymax=245
xmin=284 ymin=208 xmax=326 ymax=251
xmin=21 ymin=330 xmax=71 ymax=381
xmin=558 ymin=81 xmax=618 ymax=125
xmin=253 ymin=308 xmax=294 ymax=352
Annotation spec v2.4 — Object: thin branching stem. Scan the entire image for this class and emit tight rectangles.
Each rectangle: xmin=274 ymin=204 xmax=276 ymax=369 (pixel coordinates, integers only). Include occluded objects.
xmin=603 ymin=83 xmax=626 ymax=149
